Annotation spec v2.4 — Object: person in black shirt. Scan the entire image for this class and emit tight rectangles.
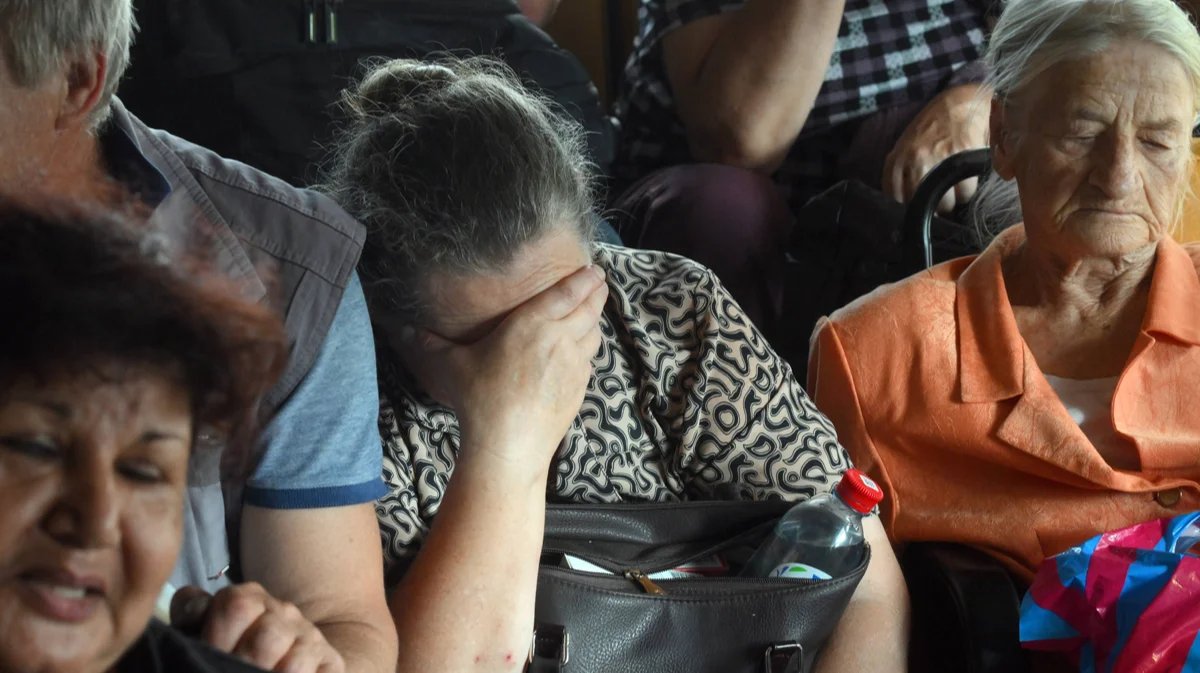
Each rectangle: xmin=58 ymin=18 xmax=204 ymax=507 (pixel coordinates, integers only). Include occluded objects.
xmin=119 ymin=0 xmax=612 ymax=188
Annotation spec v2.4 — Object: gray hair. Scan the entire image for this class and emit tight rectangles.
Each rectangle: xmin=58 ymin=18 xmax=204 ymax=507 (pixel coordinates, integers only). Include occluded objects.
xmin=319 ymin=56 xmax=597 ymax=325
xmin=0 ymin=0 xmax=134 ymax=128
xmin=970 ymin=0 xmax=1200 ymax=239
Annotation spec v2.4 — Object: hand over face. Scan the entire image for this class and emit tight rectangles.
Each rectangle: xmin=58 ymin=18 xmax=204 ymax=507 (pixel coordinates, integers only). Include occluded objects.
xmin=883 ymin=83 xmax=991 ymax=213
xmin=404 ymin=264 xmax=608 ymax=472
xmin=171 ymin=583 xmax=345 ymax=673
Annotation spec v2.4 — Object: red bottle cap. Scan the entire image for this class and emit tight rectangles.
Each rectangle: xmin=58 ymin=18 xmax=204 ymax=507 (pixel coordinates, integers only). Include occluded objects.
xmin=836 ymin=469 xmax=884 ymax=514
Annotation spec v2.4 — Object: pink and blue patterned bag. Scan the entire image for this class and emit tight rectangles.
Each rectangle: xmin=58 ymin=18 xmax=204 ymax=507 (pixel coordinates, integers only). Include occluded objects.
xmin=1020 ymin=512 xmax=1200 ymax=672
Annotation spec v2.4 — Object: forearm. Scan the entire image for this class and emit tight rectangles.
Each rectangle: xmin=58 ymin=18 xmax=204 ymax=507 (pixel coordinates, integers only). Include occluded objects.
xmin=239 ymin=503 xmax=399 ymax=673
xmin=316 ymin=621 xmax=399 ymax=673
xmin=814 ymin=521 xmax=909 ymax=673
xmin=671 ymin=0 xmax=846 ymax=171
xmin=390 ymin=448 xmax=547 ymax=673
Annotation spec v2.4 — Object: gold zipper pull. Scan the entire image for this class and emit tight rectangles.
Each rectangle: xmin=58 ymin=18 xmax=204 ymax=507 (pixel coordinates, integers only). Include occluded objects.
xmin=625 ymin=569 xmax=666 ymax=595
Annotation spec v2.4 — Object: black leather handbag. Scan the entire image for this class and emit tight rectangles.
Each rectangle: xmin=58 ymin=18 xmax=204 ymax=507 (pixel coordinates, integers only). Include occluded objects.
xmin=530 ymin=500 xmax=870 ymax=673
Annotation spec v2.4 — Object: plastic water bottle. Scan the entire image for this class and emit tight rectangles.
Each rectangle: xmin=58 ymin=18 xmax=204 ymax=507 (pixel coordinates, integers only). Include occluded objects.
xmin=742 ymin=469 xmax=884 ymax=580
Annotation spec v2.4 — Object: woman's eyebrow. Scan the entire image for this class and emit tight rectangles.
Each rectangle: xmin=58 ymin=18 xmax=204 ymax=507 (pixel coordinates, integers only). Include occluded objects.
xmin=1140 ymin=119 xmax=1184 ymax=132
xmin=1071 ymin=108 xmax=1110 ymax=123
xmin=141 ymin=430 xmax=188 ymax=444
xmin=1068 ymin=108 xmax=1183 ymax=133
xmin=8 ymin=398 xmax=72 ymax=419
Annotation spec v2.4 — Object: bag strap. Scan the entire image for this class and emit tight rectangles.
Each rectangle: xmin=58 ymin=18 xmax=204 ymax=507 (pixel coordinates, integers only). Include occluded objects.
xmin=525 ymin=624 xmax=803 ymax=672
xmin=527 ymin=623 xmax=568 ymax=673
xmin=763 ymin=642 xmax=804 ymax=673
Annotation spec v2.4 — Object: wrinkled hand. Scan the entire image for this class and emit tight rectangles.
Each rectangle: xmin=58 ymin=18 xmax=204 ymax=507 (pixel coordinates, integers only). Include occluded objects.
xmin=404 ymin=265 xmax=608 ymax=472
xmin=883 ymin=83 xmax=991 ymax=213
xmin=171 ymin=583 xmax=344 ymax=673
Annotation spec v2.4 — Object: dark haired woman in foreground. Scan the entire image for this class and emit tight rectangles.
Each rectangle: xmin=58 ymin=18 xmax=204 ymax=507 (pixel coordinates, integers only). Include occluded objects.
xmin=0 ymin=202 xmax=287 ymax=673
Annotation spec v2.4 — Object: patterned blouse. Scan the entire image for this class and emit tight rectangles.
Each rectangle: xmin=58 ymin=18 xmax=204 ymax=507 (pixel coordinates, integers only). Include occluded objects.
xmin=613 ymin=0 xmax=993 ymax=207
xmin=375 ymin=244 xmax=850 ymax=569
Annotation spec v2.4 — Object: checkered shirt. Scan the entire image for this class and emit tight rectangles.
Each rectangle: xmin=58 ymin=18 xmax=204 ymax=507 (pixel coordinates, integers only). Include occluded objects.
xmin=614 ymin=0 xmax=994 ymax=207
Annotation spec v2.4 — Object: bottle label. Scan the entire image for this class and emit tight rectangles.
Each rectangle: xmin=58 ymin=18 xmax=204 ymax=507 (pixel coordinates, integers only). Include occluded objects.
xmin=768 ymin=562 xmax=833 ymax=581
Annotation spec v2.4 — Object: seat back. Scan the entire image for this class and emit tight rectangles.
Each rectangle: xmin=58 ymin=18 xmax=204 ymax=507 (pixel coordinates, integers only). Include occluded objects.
xmin=901 ymin=148 xmax=992 ymax=269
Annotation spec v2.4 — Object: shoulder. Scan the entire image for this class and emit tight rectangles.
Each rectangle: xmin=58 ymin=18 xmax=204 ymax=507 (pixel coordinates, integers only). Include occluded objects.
xmin=815 ymin=256 xmax=971 ymax=390
xmin=826 ymin=256 xmax=968 ymax=338
xmin=148 ymin=126 xmax=364 ymax=280
xmin=595 ymin=244 xmax=788 ymax=386
xmin=597 ymin=243 xmax=713 ymax=289
xmin=596 ymin=244 xmax=735 ymax=326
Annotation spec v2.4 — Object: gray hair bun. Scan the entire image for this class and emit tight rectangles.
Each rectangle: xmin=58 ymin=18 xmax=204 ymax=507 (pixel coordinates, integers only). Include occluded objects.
xmin=345 ymin=60 xmax=458 ymax=120
xmin=319 ymin=55 xmax=598 ymax=324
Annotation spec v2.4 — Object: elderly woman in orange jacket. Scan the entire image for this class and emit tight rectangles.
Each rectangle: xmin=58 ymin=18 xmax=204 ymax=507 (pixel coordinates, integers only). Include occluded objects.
xmin=809 ymin=0 xmax=1200 ymax=583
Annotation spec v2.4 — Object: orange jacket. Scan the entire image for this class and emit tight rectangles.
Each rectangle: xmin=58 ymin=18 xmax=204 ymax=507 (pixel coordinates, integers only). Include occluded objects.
xmin=808 ymin=226 xmax=1200 ymax=582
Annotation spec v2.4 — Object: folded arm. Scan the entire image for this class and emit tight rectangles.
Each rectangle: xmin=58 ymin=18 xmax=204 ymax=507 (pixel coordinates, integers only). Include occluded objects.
xmin=663 ymin=0 xmax=846 ymax=173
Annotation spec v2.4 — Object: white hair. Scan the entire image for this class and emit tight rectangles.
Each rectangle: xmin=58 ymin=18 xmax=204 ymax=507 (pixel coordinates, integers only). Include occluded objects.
xmin=971 ymin=0 xmax=1200 ymax=239
xmin=0 ymin=0 xmax=135 ymax=128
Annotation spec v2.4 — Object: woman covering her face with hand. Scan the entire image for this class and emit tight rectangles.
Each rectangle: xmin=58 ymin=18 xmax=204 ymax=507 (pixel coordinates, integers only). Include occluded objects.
xmin=322 ymin=56 xmax=909 ymax=673
xmin=0 ymin=201 xmax=287 ymax=673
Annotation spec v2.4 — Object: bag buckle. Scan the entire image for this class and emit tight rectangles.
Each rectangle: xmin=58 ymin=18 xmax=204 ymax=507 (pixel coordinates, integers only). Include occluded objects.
xmin=528 ymin=623 xmax=569 ymax=669
xmin=764 ymin=642 xmax=803 ymax=673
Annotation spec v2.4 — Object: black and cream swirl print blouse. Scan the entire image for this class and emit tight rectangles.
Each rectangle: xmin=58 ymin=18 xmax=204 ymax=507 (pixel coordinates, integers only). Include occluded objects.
xmin=374 ymin=244 xmax=850 ymax=570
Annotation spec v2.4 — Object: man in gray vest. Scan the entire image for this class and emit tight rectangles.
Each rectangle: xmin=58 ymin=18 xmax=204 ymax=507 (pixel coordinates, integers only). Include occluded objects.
xmin=0 ymin=2 xmax=397 ymax=672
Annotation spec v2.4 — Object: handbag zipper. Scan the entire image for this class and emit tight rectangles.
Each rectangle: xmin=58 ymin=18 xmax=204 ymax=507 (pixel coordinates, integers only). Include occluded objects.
xmin=624 ymin=569 xmax=666 ymax=595
xmin=543 ymin=509 xmax=787 ymax=576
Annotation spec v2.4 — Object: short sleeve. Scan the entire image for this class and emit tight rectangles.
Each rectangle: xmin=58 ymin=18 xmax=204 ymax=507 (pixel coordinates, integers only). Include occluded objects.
xmin=245 ymin=274 xmax=387 ymax=508
xmin=669 ymin=267 xmax=850 ymax=502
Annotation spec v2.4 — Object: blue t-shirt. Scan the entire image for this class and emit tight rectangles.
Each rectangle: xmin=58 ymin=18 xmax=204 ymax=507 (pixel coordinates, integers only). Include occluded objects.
xmin=245 ymin=273 xmax=386 ymax=508
xmin=170 ymin=275 xmax=385 ymax=592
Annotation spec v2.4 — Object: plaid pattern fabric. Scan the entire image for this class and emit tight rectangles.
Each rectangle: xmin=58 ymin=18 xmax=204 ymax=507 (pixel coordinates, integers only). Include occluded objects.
xmin=614 ymin=0 xmax=993 ymax=203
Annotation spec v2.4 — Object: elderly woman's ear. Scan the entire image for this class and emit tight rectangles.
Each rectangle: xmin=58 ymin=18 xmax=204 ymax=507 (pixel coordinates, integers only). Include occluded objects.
xmin=989 ymin=97 xmax=1017 ymax=181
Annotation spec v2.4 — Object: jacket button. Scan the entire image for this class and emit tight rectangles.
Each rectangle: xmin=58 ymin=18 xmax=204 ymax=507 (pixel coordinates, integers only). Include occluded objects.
xmin=1154 ymin=488 xmax=1183 ymax=508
